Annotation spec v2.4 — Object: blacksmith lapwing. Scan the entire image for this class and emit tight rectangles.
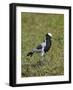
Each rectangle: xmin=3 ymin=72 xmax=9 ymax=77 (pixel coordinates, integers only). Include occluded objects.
xmin=27 ymin=33 xmax=52 ymax=60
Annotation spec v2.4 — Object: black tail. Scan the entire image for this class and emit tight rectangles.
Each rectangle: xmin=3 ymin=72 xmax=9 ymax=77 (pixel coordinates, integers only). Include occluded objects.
xmin=27 ymin=52 xmax=33 ymax=57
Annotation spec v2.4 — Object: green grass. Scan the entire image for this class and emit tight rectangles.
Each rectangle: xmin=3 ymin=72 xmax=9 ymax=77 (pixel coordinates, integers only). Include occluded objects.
xmin=21 ymin=13 xmax=64 ymax=77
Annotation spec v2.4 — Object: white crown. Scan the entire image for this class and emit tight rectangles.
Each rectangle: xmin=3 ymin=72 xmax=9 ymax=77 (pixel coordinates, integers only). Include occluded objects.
xmin=47 ymin=33 xmax=52 ymax=37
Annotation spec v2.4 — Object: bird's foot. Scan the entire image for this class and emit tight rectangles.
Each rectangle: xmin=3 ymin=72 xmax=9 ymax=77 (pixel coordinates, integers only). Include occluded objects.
xmin=37 ymin=59 xmax=45 ymax=66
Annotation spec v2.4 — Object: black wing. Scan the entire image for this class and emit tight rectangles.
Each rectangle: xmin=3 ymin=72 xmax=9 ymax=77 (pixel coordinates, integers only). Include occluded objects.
xmin=36 ymin=44 xmax=42 ymax=49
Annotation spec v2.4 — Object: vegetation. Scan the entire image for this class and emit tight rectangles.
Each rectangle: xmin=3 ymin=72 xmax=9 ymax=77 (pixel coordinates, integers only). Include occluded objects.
xmin=21 ymin=13 xmax=64 ymax=77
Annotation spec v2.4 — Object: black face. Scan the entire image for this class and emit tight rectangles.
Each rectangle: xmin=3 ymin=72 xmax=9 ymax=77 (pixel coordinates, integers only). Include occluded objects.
xmin=46 ymin=34 xmax=51 ymax=39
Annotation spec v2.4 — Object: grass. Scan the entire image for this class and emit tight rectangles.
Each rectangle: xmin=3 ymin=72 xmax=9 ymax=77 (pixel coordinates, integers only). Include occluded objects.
xmin=21 ymin=13 xmax=64 ymax=77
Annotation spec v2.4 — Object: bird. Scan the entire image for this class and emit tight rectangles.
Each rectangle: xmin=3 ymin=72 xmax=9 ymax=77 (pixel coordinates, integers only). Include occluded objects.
xmin=27 ymin=33 xmax=52 ymax=61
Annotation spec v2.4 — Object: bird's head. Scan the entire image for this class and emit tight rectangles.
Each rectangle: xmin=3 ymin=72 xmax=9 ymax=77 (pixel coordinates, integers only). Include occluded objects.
xmin=46 ymin=33 xmax=52 ymax=39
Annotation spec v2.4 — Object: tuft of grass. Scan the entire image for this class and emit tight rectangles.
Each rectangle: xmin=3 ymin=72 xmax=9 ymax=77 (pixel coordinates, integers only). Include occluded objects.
xmin=21 ymin=13 xmax=64 ymax=77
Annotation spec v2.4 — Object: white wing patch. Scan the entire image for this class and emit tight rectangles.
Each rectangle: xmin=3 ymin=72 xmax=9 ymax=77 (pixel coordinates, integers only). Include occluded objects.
xmin=41 ymin=40 xmax=46 ymax=56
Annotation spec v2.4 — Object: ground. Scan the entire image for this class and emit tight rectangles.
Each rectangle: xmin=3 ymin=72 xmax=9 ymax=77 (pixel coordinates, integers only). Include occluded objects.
xmin=21 ymin=13 xmax=64 ymax=77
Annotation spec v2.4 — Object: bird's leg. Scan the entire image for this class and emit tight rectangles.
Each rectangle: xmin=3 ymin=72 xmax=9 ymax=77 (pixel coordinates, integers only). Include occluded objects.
xmin=38 ymin=55 xmax=45 ymax=65
xmin=40 ymin=51 xmax=45 ymax=63
xmin=41 ymin=56 xmax=44 ymax=61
